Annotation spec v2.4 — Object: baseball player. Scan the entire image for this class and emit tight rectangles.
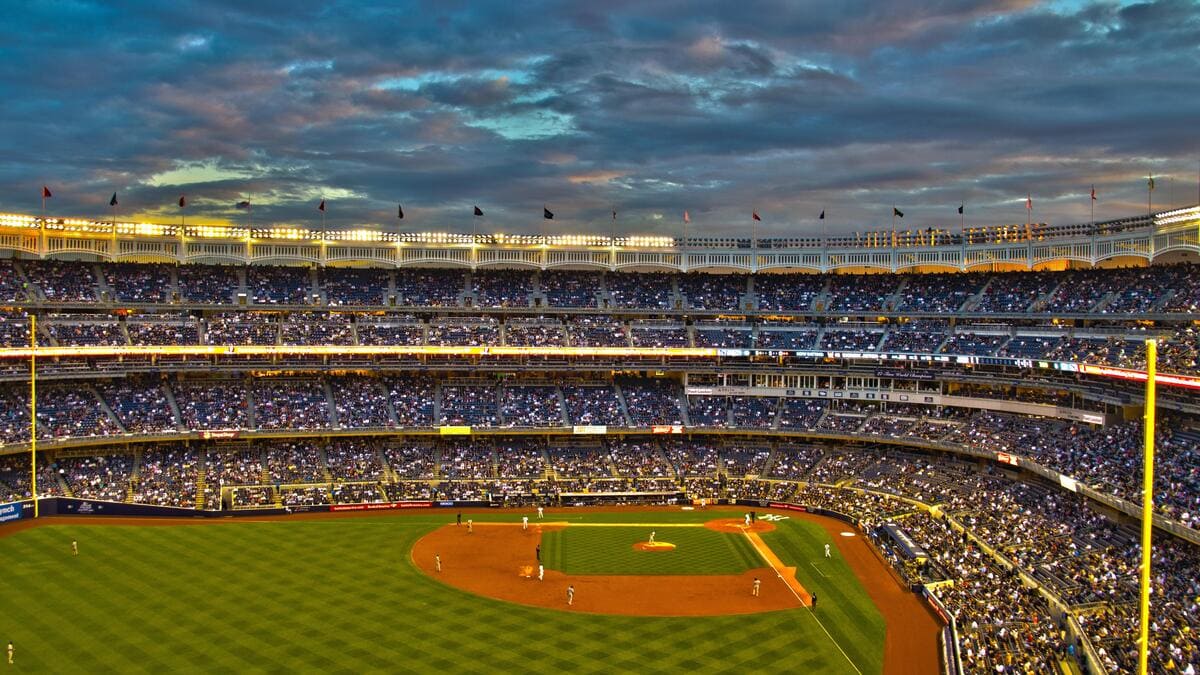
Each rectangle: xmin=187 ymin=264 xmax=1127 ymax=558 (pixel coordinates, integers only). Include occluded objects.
xmin=522 ymin=516 xmax=529 ymax=531
xmin=752 ymin=578 xmax=761 ymax=597
xmin=536 ymin=544 xmax=541 ymax=561
xmin=467 ymin=519 xmax=473 ymax=533
xmin=648 ymin=531 xmax=656 ymax=544
xmin=6 ymin=641 xmax=12 ymax=665
xmin=72 ymin=540 xmax=78 ymax=557
xmin=744 ymin=513 xmax=751 ymax=527
xmin=811 ymin=592 xmax=818 ymax=609
xmin=824 ymin=543 xmax=831 ymax=558
xmin=435 ymin=554 xmax=442 ymax=573
xmin=567 ymin=585 xmax=575 ymax=606
xmin=456 ymin=512 xmax=462 ymax=526
xmin=537 ymin=506 xmax=544 ymax=519
xmin=538 ymin=564 xmax=544 ymax=581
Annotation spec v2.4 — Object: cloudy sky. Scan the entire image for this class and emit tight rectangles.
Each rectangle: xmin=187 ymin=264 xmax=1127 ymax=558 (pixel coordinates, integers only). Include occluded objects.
xmin=0 ymin=0 xmax=1197 ymax=237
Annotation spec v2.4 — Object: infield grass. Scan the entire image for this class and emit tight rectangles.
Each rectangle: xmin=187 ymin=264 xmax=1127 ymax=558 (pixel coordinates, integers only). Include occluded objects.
xmin=0 ymin=510 xmax=886 ymax=674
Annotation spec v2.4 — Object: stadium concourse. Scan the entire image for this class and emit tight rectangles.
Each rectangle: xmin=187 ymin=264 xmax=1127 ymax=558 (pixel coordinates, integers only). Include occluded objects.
xmin=2 ymin=207 xmax=1200 ymax=674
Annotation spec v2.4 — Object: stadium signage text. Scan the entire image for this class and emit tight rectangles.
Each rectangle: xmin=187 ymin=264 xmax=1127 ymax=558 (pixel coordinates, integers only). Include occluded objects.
xmin=0 ymin=502 xmax=22 ymax=523
xmin=330 ymin=501 xmax=433 ymax=511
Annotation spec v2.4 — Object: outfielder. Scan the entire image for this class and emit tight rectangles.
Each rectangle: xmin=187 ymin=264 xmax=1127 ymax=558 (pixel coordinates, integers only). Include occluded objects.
xmin=824 ymin=543 xmax=831 ymax=558
xmin=72 ymin=540 xmax=78 ymax=557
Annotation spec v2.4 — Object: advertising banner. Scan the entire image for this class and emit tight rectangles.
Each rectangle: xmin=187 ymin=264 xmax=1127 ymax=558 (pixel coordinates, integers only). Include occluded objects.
xmin=0 ymin=501 xmax=22 ymax=523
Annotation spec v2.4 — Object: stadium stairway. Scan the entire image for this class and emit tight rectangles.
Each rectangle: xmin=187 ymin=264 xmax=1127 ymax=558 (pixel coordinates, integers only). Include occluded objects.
xmin=322 ymin=381 xmax=338 ymax=427
xmin=194 ymin=453 xmax=207 ymax=510
xmin=316 ymin=446 xmax=334 ymax=482
xmin=161 ymin=384 xmax=186 ymax=431
xmin=611 ymin=383 xmax=634 ymax=427
xmin=124 ymin=449 xmax=142 ymax=503
xmin=246 ymin=381 xmax=258 ymax=430
xmin=89 ymin=385 xmax=126 ymax=434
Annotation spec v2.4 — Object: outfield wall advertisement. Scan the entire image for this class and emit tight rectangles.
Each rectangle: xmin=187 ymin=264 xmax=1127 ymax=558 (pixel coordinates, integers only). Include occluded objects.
xmin=0 ymin=501 xmax=23 ymax=523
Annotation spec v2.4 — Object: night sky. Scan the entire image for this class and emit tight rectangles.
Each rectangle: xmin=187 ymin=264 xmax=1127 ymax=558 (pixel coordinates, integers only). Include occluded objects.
xmin=1 ymin=0 xmax=1198 ymax=236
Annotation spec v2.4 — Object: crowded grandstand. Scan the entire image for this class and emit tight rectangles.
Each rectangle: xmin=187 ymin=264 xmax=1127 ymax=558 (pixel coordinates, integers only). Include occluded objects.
xmin=2 ymin=204 xmax=1199 ymax=674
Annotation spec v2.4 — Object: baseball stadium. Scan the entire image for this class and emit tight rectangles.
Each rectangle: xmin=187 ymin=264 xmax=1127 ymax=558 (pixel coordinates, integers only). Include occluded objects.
xmin=0 ymin=203 xmax=1198 ymax=674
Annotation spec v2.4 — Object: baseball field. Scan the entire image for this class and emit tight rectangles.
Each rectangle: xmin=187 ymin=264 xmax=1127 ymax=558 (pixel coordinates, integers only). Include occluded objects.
xmin=0 ymin=507 xmax=939 ymax=673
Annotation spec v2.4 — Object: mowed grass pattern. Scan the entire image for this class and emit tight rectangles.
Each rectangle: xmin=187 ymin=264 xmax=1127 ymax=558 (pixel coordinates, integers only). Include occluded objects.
xmin=0 ymin=513 xmax=884 ymax=674
xmin=542 ymin=526 xmax=759 ymax=575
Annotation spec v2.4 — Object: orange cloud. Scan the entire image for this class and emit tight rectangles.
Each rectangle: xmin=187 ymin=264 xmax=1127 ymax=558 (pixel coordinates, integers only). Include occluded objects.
xmin=567 ymin=170 xmax=625 ymax=184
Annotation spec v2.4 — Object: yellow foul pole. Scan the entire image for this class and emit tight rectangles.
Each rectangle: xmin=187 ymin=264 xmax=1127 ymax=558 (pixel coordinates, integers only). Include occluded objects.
xmin=30 ymin=314 xmax=38 ymax=518
xmin=1138 ymin=338 xmax=1156 ymax=675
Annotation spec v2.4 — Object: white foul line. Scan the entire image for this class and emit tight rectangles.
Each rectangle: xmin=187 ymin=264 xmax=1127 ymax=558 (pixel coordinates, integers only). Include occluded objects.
xmin=740 ymin=530 xmax=864 ymax=675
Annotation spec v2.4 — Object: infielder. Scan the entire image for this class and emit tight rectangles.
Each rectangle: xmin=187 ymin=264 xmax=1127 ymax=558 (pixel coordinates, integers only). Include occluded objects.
xmin=435 ymin=554 xmax=442 ymax=572
xmin=648 ymin=531 xmax=656 ymax=544
xmin=752 ymin=578 xmax=761 ymax=597
xmin=567 ymin=585 xmax=575 ymax=606
xmin=744 ymin=513 xmax=751 ymax=527
xmin=522 ymin=516 xmax=529 ymax=531
xmin=824 ymin=543 xmax=831 ymax=558
xmin=537 ymin=506 xmax=544 ymax=519
xmin=467 ymin=519 xmax=473 ymax=533
xmin=538 ymin=564 xmax=544 ymax=581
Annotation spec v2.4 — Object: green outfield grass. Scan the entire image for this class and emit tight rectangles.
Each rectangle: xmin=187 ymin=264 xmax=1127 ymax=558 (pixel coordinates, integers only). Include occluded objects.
xmin=0 ymin=511 xmax=885 ymax=673
xmin=541 ymin=525 xmax=760 ymax=575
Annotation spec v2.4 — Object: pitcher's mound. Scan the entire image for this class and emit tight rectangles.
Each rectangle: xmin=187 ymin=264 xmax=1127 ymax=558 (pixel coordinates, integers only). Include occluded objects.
xmin=633 ymin=541 xmax=676 ymax=552
xmin=704 ymin=518 xmax=777 ymax=533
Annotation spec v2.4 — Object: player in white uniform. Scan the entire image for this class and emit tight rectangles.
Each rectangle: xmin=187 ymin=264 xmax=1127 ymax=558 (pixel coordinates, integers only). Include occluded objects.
xmin=522 ymin=516 xmax=529 ymax=531
xmin=72 ymin=540 xmax=78 ymax=557
xmin=825 ymin=543 xmax=831 ymax=558
xmin=648 ymin=531 xmax=656 ymax=544
xmin=435 ymin=554 xmax=442 ymax=572
xmin=752 ymin=578 xmax=761 ymax=597
xmin=538 ymin=564 xmax=544 ymax=581
xmin=567 ymin=585 xmax=575 ymax=605
xmin=537 ymin=506 xmax=544 ymax=519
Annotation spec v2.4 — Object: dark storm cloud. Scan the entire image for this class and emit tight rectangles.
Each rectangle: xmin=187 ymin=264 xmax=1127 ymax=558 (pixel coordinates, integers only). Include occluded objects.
xmin=0 ymin=0 xmax=1197 ymax=233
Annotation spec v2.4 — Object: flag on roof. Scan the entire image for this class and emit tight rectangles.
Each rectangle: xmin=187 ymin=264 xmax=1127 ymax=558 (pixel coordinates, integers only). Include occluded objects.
xmin=893 ymin=207 xmax=904 ymax=218
xmin=1148 ymin=175 xmax=1155 ymax=191
xmin=178 ymin=195 xmax=187 ymax=208
xmin=42 ymin=186 xmax=52 ymax=199
xmin=318 ymin=199 xmax=326 ymax=212
xmin=1091 ymin=185 xmax=1096 ymax=201
xmin=957 ymin=204 xmax=964 ymax=215
xmin=683 ymin=210 xmax=690 ymax=224
xmin=398 ymin=204 xmax=404 ymax=219
xmin=819 ymin=209 xmax=825 ymax=220
xmin=474 ymin=205 xmax=484 ymax=216
xmin=543 ymin=206 xmax=554 ymax=219
xmin=752 ymin=210 xmax=761 ymax=222
xmin=612 ymin=209 xmax=617 ymax=221
xmin=236 ymin=200 xmax=251 ymax=209
xmin=1026 ymin=194 xmax=1032 ymax=210
xmin=109 ymin=192 xmax=118 ymax=207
